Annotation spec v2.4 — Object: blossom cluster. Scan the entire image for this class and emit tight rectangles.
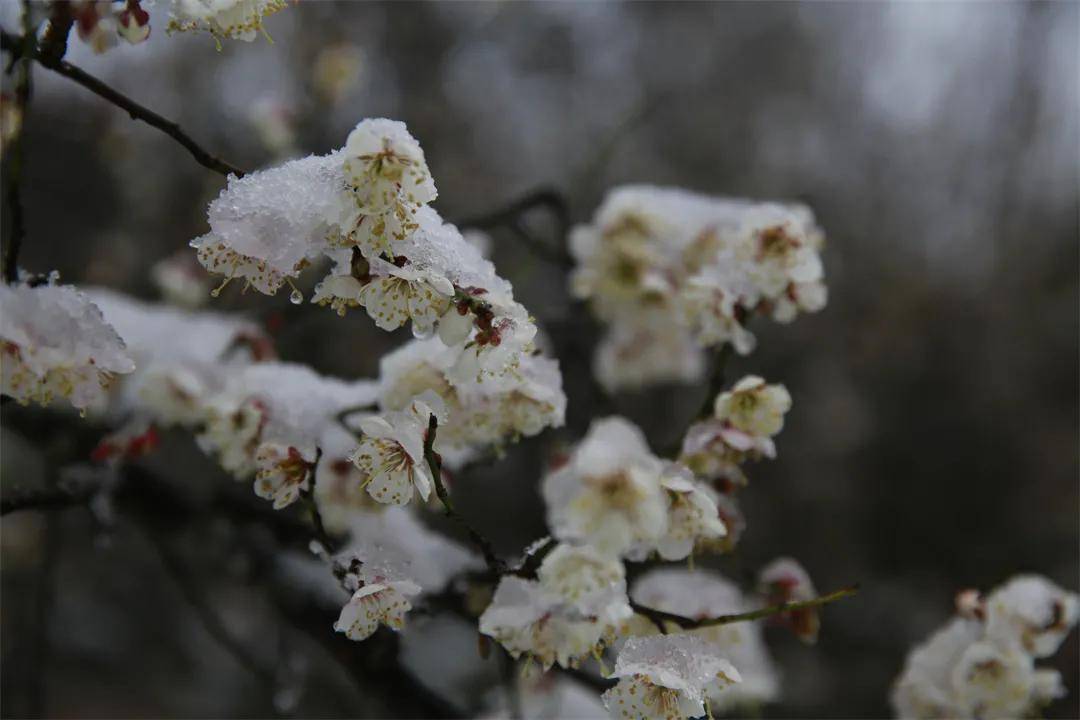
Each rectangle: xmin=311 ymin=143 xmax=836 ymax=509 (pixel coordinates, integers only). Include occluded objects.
xmin=570 ymin=186 xmax=826 ymax=391
xmin=193 ymin=119 xmax=541 ymax=385
xmin=892 ymin=575 xmax=1079 ymax=719
xmin=0 ymin=281 xmax=135 ymax=411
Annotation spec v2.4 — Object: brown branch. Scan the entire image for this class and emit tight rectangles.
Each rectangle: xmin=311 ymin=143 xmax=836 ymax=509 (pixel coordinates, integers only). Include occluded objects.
xmin=424 ymin=414 xmax=506 ymax=575
xmin=630 ymin=584 xmax=860 ymax=631
xmin=1 ymin=29 xmax=244 ymax=178
xmin=2 ymin=26 xmax=32 ymax=283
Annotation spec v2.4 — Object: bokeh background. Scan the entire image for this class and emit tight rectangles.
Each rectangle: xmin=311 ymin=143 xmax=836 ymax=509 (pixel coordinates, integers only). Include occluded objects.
xmin=2 ymin=1 xmax=1077 ymax=718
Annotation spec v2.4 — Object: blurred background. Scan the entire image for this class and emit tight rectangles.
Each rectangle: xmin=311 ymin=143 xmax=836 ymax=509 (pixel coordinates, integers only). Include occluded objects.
xmin=1 ymin=1 xmax=1077 ymax=718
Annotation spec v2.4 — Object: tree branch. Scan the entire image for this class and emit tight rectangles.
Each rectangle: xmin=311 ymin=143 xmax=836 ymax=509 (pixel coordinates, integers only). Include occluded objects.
xmin=1 ymin=29 xmax=244 ymax=178
xmin=629 ymin=584 xmax=860 ymax=631
xmin=454 ymin=188 xmax=573 ymax=268
xmin=1 ymin=482 xmax=99 ymax=515
xmin=2 ymin=26 xmax=33 ymax=283
xmin=424 ymin=414 xmax=506 ymax=575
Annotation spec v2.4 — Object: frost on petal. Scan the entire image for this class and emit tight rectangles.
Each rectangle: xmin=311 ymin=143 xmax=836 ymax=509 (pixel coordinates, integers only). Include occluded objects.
xmin=0 ymin=283 xmax=134 ymax=411
xmin=603 ymin=635 xmax=741 ymax=720
xmin=480 ymin=545 xmax=631 ymax=670
xmin=168 ymin=0 xmax=288 ymax=43
xmin=630 ymin=568 xmax=780 ymax=711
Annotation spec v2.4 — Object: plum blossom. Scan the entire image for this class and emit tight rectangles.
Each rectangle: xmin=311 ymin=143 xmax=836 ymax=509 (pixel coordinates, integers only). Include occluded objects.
xmin=892 ymin=574 xmax=1078 ymax=720
xmin=601 ymin=635 xmax=741 ymax=720
xmin=0 ymin=282 xmax=134 ymax=411
xmin=168 ymin=0 xmax=288 ymax=44
xmin=348 ymin=393 xmax=444 ymax=506
xmin=571 ymin=186 xmax=827 ymax=390
xmin=983 ymin=575 xmax=1080 ymax=658
xmin=758 ymin=557 xmax=820 ymax=644
xmin=341 ymin=119 xmax=438 ymax=258
xmin=631 ymin=568 xmax=780 ymax=712
xmin=655 ymin=465 xmax=727 ymax=561
xmin=541 ymin=417 xmax=668 ymax=559
xmin=357 ymin=259 xmax=454 ymax=335
xmin=196 ymin=362 xmax=379 ymax=507
xmin=334 ymin=580 xmax=419 ymax=641
xmin=479 ymin=543 xmax=633 ymax=670
xmin=377 ymin=336 xmax=565 ymax=461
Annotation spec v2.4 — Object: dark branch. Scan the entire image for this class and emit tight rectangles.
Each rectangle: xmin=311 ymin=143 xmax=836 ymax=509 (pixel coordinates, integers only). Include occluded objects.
xmin=629 ymin=584 xmax=860 ymax=631
xmin=1 ymin=483 xmax=98 ymax=515
xmin=694 ymin=343 xmax=734 ymax=421
xmin=2 ymin=28 xmax=32 ymax=282
xmin=424 ymin=414 xmax=506 ymax=575
xmin=1 ymin=29 xmax=244 ymax=178
xmin=454 ymin=188 xmax=573 ymax=268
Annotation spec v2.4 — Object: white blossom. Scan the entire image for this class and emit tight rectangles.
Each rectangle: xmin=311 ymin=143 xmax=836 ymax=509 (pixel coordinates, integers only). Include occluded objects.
xmin=631 ymin=568 xmax=780 ymax=712
xmin=655 ymin=465 xmax=727 ymax=561
xmin=348 ymin=393 xmax=444 ymax=506
xmin=168 ymin=0 xmax=288 ymax=44
xmin=358 ymin=259 xmax=454 ymax=335
xmin=0 ymin=282 xmax=134 ymax=411
xmin=197 ymin=362 xmax=379 ymax=506
xmin=984 ymin=575 xmax=1079 ymax=659
xmin=891 ymin=574 xmax=1078 ymax=719
xmin=592 ymin=311 xmax=705 ymax=393
xmin=602 ymin=634 xmax=741 ymax=720
xmin=479 ymin=543 xmax=633 ymax=670
xmin=334 ymin=580 xmax=420 ymax=642
xmin=541 ymin=417 xmax=668 ymax=559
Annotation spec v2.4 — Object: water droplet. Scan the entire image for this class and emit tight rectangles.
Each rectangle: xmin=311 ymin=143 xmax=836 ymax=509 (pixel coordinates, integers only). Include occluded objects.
xmin=289 ymin=289 xmax=303 ymax=305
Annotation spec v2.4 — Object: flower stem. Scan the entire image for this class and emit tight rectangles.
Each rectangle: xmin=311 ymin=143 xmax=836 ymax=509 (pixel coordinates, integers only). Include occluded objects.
xmin=630 ymin=584 xmax=859 ymax=630
xmin=424 ymin=415 xmax=506 ymax=575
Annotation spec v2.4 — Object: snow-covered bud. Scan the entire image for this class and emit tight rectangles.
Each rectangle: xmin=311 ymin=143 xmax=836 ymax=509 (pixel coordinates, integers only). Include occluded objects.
xmin=0 ymin=282 xmax=135 ymax=411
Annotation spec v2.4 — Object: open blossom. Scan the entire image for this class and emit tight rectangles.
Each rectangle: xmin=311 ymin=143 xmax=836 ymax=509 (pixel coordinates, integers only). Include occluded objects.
xmin=341 ymin=119 xmax=437 ymax=258
xmin=892 ymin=576 xmax=1077 ymax=720
xmin=358 ymin=259 xmax=454 ymax=334
xmin=571 ymin=186 xmax=827 ymax=390
xmin=334 ymin=580 xmax=419 ymax=641
xmin=349 ymin=394 xmax=444 ymax=506
xmin=168 ymin=0 xmax=288 ymax=44
xmin=983 ymin=575 xmax=1080 ymax=658
xmin=377 ymin=336 xmax=565 ymax=461
xmin=655 ymin=465 xmax=727 ymax=561
xmin=631 ymin=568 xmax=780 ymax=712
xmin=196 ymin=362 xmax=379 ymax=507
xmin=679 ymin=375 xmax=791 ymax=487
xmin=758 ymin=557 xmax=820 ymax=644
xmin=602 ymin=635 xmax=741 ymax=720
xmin=542 ymin=417 xmax=668 ymax=559
xmin=0 ymin=282 xmax=135 ymax=411
xmin=479 ymin=543 xmax=633 ymax=670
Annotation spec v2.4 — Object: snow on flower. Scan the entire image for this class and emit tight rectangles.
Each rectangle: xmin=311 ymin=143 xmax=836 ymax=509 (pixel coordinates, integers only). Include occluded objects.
xmin=0 ymin=282 xmax=135 ymax=411
xmin=86 ymin=288 xmax=270 ymax=426
xmin=758 ymin=557 xmax=820 ymax=644
xmin=341 ymin=118 xmax=437 ymax=258
xmin=571 ymin=185 xmax=827 ymax=390
xmin=348 ymin=393 xmax=444 ymax=506
xmin=630 ymin=568 xmax=780 ymax=711
xmin=602 ymin=634 xmax=741 ymax=720
xmin=377 ymin=336 xmax=565 ymax=461
xmin=168 ymin=0 xmax=288 ymax=44
xmin=479 ymin=543 xmax=633 ymax=670
xmin=541 ymin=417 xmax=668 ymax=559
xmin=191 ymin=120 xmax=543 ymax=382
xmin=196 ymin=362 xmax=379 ymax=507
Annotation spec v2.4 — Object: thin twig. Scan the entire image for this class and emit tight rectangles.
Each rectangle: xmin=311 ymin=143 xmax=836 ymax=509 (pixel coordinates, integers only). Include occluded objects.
xmin=424 ymin=414 xmax=506 ymax=575
xmin=630 ymin=584 xmax=860 ymax=631
xmin=139 ymin=521 xmax=278 ymax=687
xmin=2 ymin=26 xmax=32 ymax=282
xmin=694 ymin=343 xmax=734 ymax=421
xmin=1 ymin=483 xmax=98 ymax=515
xmin=454 ymin=188 xmax=573 ymax=268
xmin=1 ymin=29 xmax=244 ymax=178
